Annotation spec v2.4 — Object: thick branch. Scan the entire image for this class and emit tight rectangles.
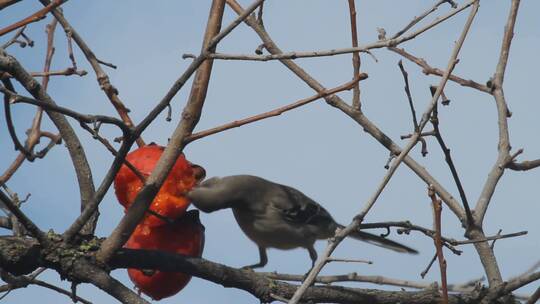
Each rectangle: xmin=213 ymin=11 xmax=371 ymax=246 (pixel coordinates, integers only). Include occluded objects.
xmin=111 ymin=248 xmax=484 ymax=304
xmin=0 ymin=237 xmax=524 ymax=304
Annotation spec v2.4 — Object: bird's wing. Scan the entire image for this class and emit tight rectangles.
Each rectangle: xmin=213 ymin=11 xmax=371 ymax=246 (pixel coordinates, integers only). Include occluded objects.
xmin=270 ymin=185 xmax=336 ymax=229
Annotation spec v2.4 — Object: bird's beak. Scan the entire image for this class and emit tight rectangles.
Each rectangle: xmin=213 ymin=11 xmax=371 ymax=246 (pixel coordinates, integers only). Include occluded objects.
xmin=190 ymin=163 xmax=206 ymax=184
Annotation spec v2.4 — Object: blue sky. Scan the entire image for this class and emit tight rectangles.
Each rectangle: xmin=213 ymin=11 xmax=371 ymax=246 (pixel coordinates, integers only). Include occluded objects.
xmin=1 ymin=1 xmax=539 ymax=303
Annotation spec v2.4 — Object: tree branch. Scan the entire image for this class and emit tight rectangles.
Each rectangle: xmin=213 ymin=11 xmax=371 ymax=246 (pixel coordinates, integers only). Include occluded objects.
xmin=389 ymin=47 xmax=490 ymax=93
xmin=38 ymin=0 xmax=144 ymax=147
xmin=0 ymin=0 xmax=21 ymax=10
xmin=507 ymin=158 xmax=540 ymax=171
xmin=0 ymin=0 xmax=66 ymax=37
xmin=347 ymin=0 xmax=361 ymax=110
xmin=187 ymin=75 xmax=366 ymax=142
xmin=0 ymin=51 xmax=97 ymax=236
xmin=474 ymin=0 xmax=520 ymax=226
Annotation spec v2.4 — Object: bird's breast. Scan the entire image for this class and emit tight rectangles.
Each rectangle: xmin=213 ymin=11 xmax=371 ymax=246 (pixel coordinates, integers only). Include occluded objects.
xmin=232 ymin=207 xmax=316 ymax=250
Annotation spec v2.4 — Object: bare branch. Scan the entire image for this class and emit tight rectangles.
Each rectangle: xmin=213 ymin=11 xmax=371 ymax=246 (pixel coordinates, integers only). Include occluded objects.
xmin=390 ymin=47 xmax=490 ymax=93
xmin=0 ymin=51 xmax=97 ymax=236
xmin=1 ymin=87 xmax=130 ymax=133
xmin=474 ymin=0 xmax=520 ymax=226
xmin=110 ymin=248 xmax=485 ymax=304
xmin=429 ymin=186 xmax=448 ymax=304
xmin=217 ymin=0 xmax=476 ymax=64
xmin=1 ymin=26 xmax=28 ymax=49
xmin=347 ymin=0 xmax=361 ymax=110
xmin=507 ymin=158 xmax=540 ymax=171
xmin=263 ymin=271 xmax=483 ymax=293
xmin=187 ymin=75 xmax=365 ymax=142
xmin=0 ymin=190 xmax=47 ymax=244
xmin=38 ymin=0 xmax=145 ymax=147
xmin=0 ymin=0 xmax=67 ymax=37
xmin=398 ymin=60 xmax=419 ymax=132
xmin=505 ymin=271 xmax=540 ymax=294
xmin=429 ymin=88 xmax=473 ymax=225
xmin=0 ymin=270 xmax=92 ymax=304
xmin=390 ymin=0 xmax=454 ymax=39
xmin=421 ymin=253 xmax=438 ymax=278
xmin=0 ymin=0 xmax=21 ymax=10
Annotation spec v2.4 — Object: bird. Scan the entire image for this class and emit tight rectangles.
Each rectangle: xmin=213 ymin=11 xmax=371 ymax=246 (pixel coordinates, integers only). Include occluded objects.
xmin=187 ymin=175 xmax=417 ymax=269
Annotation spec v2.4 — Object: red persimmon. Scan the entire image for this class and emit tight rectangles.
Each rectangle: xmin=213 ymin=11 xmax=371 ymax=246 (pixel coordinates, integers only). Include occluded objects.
xmin=126 ymin=210 xmax=205 ymax=300
xmin=114 ymin=144 xmax=199 ymax=226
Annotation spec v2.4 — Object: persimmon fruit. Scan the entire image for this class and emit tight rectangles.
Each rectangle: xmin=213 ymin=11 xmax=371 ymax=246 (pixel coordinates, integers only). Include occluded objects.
xmin=114 ymin=143 xmax=203 ymax=227
xmin=126 ymin=210 xmax=205 ymax=300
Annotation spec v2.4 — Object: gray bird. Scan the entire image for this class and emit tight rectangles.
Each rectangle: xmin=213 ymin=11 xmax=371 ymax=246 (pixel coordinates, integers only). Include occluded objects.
xmin=187 ymin=175 xmax=417 ymax=269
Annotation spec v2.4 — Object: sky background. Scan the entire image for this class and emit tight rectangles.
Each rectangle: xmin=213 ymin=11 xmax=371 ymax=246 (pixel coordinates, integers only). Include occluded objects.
xmin=1 ymin=1 xmax=539 ymax=303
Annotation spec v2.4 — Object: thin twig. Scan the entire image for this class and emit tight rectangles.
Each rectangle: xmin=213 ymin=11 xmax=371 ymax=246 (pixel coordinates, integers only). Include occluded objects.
xmin=30 ymin=68 xmax=87 ymax=77
xmin=398 ymin=60 xmax=419 ymax=132
xmin=0 ymin=0 xmax=67 ymax=37
xmin=347 ymin=0 xmax=361 ymax=110
xmin=429 ymin=87 xmax=473 ymax=226
xmin=38 ymin=0 xmax=145 ymax=147
xmin=389 ymin=47 xmax=490 ymax=93
xmin=421 ymin=253 xmax=438 ymax=278
xmin=451 ymin=230 xmax=527 ymax=245
xmin=0 ymin=189 xmax=47 ymax=244
xmin=390 ymin=0 xmax=453 ymax=39
xmin=401 ymin=131 xmax=436 ymax=139
xmin=187 ymin=76 xmax=365 ymax=142
xmin=0 ymin=271 xmax=92 ymax=304
xmin=2 ymin=79 xmax=35 ymax=160
xmin=429 ymin=186 xmax=448 ymax=304
xmin=326 ymin=257 xmax=373 ymax=264
xmin=0 ymin=87 xmax=131 ymax=133
xmin=217 ymin=0 xmax=476 ymax=64
xmin=1 ymin=26 xmax=27 ymax=49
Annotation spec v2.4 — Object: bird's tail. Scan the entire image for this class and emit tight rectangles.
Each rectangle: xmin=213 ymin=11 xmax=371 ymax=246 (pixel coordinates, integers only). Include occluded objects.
xmin=340 ymin=224 xmax=418 ymax=254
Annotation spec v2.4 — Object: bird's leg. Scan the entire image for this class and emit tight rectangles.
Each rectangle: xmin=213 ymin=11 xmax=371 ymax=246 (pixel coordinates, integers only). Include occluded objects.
xmin=308 ymin=245 xmax=317 ymax=268
xmin=303 ymin=245 xmax=318 ymax=281
xmin=242 ymin=246 xmax=268 ymax=269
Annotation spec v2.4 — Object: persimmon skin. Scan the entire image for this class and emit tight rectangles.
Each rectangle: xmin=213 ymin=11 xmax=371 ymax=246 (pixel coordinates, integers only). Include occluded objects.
xmin=126 ymin=210 xmax=205 ymax=300
xmin=114 ymin=144 xmax=197 ymax=227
